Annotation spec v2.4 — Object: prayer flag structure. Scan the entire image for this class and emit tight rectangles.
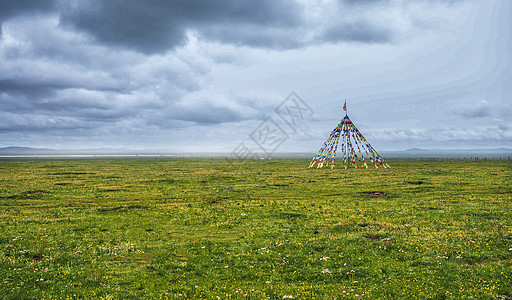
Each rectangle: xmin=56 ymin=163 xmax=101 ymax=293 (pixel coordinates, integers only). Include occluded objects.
xmin=309 ymin=102 xmax=390 ymax=169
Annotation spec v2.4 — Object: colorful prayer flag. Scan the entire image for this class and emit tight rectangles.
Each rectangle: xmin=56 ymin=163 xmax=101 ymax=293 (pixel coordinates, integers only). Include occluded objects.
xmin=309 ymin=102 xmax=389 ymax=169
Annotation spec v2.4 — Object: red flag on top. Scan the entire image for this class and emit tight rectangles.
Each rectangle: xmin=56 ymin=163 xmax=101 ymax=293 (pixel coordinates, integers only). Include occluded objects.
xmin=343 ymin=101 xmax=347 ymax=111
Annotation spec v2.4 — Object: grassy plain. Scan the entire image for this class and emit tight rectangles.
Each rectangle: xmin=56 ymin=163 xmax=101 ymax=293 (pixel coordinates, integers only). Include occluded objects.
xmin=0 ymin=159 xmax=511 ymax=299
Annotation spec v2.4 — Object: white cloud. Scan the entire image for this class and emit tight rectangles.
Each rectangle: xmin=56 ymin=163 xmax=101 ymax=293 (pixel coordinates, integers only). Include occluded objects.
xmin=454 ymin=99 xmax=492 ymax=118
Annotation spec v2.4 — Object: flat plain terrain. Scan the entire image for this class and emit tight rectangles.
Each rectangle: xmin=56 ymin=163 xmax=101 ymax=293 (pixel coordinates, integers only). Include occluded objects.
xmin=1 ymin=159 xmax=511 ymax=299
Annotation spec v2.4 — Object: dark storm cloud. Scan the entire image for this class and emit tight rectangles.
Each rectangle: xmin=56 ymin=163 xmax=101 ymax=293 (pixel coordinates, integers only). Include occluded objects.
xmin=59 ymin=0 xmax=303 ymax=54
xmin=0 ymin=79 xmax=59 ymax=98
xmin=0 ymin=0 xmax=55 ymax=16
xmin=0 ymin=76 xmax=124 ymax=99
xmin=199 ymin=24 xmax=304 ymax=49
xmin=170 ymin=104 xmax=243 ymax=125
xmin=455 ymin=100 xmax=493 ymax=118
xmin=0 ymin=113 xmax=89 ymax=133
xmin=339 ymin=0 xmax=390 ymax=5
xmin=0 ymin=0 xmax=55 ymax=23
xmin=321 ymin=21 xmax=394 ymax=44
xmin=0 ymin=0 xmax=56 ymax=39
xmin=56 ymin=0 xmax=416 ymax=54
xmin=1 ymin=0 xmax=467 ymax=55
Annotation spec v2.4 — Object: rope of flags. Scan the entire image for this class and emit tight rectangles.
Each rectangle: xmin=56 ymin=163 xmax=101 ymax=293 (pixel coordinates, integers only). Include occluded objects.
xmin=309 ymin=103 xmax=390 ymax=169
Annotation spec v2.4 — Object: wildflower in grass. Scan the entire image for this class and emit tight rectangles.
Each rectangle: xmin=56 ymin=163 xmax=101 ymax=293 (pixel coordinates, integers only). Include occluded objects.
xmin=321 ymin=268 xmax=331 ymax=274
xmin=283 ymin=296 xmax=295 ymax=299
xmin=320 ymin=256 xmax=330 ymax=260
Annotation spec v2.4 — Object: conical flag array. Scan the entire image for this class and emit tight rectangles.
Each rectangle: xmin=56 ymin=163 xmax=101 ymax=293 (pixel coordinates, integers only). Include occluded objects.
xmin=309 ymin=110 xmax=390 ymax=169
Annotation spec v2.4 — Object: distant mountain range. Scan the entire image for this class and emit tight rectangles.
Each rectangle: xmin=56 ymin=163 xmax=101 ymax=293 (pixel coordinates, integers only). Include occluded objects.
xmin=0 ymin=146 xmax=511 ymax=156
xmin=0 ymin=146 xmax=148 ymax=155
xmin=380 ymin=148 xmax=512 ymax=158
xmin=400 ymin=148 xmax=512 ymax=154
xmin=0 ymin=146 xmax=57 ymax=155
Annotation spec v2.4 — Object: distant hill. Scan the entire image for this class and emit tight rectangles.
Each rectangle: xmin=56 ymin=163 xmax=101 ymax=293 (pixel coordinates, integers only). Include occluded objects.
xmin=401 ymin=148 xmax=512 ymax=154
xmin=404 ymin=148 xmax=429 ymax=153
xmin=1 ymin=146 xmax=511 ymax=156
xmin=0 ymin=146 xmax=59 ymax=155
xmin=0 ymin=146 xmax=178 ymax=156
xmin=381 ymin=148 xmax=512 ymax=158
xmin=0 ymin=146 xmax=134 ymax=155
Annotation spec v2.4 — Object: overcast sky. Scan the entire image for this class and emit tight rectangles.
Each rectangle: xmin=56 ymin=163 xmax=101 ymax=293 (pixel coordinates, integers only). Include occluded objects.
xmin=0 ymin=0 xmax=510 ymax=153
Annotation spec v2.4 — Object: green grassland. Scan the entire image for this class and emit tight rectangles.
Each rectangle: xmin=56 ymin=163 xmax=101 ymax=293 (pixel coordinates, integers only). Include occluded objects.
xmin=0 ymin=159 xmax=511 ymax=299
